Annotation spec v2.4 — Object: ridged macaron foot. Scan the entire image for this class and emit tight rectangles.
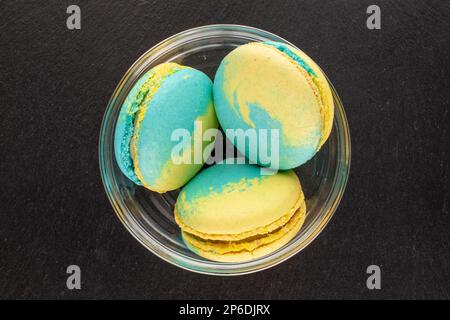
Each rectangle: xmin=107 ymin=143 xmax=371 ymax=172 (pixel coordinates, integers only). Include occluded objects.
xmin=174 ymin=161 xmax=306 ymax=262
xmin=213 ymin=41 xmax=334 ymax=169
xmin=114 ymin=62 xmax=218 ymax=193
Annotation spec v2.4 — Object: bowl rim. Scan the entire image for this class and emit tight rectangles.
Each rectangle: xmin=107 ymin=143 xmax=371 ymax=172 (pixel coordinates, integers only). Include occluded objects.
xmin=99 ymin=24 xmax=351 ymax=276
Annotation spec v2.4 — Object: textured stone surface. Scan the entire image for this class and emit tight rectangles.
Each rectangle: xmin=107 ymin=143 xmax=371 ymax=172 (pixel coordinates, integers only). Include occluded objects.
xmin=0 ymin=0 xmax=449 ymax=299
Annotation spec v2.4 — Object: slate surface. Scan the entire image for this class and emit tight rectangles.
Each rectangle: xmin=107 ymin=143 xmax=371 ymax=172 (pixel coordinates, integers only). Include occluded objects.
xmin=0 ymin=0 xmax=449 ymax=299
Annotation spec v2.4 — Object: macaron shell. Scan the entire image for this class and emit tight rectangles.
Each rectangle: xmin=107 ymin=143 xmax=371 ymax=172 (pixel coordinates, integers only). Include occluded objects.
xmin=114 ymin=67 xmax=162 ymax=185
xmin=151 ymin=104 xmax=217 ymax=192
xmin=133 ymin=68 xmax=218 ymax=192
xmin=182 ymin=200 xmax=306 ymax=263
xmin=175 ymin=163 xmax=303 ymax=238
xmin=213 ymin=42 xmax=323 ymax=169
xmin=284 ymin=44 xmax=334 ymax=148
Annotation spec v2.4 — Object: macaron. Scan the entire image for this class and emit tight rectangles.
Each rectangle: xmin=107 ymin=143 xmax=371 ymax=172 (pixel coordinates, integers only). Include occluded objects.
xmin=114 ymin=62 xmax=218 ymax=193
xmin=174 ymin=161 xmax=306 ymax=262
xmin=213 ymin=41 xmax=334 ymax=169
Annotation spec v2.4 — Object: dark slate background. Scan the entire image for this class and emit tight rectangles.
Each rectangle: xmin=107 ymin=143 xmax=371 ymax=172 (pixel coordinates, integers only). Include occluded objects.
xmin=0 ymin=0 xmax=449 ymax=299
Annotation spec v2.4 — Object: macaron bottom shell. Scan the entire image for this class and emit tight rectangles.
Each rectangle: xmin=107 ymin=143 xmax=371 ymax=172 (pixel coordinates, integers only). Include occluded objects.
xmin=181 ymin=200 xmax=306 ymax=263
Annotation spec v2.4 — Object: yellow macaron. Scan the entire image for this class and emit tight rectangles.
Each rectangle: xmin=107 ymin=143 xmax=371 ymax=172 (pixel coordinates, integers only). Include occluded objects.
xmin=174 ymin=161 xmax=306 ymax=262
xmin=213 ymin=41 xmax=334 ymax=169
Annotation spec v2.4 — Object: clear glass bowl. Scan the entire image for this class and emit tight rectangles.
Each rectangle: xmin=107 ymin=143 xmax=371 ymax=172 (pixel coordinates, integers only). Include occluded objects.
xmin=99 ymin=25 xmax=351 ymax=275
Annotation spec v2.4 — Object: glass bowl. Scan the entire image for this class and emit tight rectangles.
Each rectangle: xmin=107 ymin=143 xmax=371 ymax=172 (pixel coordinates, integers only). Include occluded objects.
xmin=99 ymin=24 xmax=351 ymax=275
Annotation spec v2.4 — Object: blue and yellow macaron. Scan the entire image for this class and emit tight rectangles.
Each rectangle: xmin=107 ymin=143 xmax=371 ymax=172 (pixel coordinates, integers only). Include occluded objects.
xmin=114 ymin=62 xmax=218 ymax=193
xmin=174 ymin=161 xmax=306 ymax=262
xmin=213 ymin=41 xmax=334 ymax=169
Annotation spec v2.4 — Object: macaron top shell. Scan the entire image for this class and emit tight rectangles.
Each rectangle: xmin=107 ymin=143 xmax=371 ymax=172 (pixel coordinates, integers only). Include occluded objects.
xmin=114 ymin=62 xmax=218 ymax=192
xmin=213 ymin=41 xmax=334 ymax=169
xmin=264 ymin=41 xmax=334 ymax=147
xmin=175 ymin=162 xmax=303 ymax=240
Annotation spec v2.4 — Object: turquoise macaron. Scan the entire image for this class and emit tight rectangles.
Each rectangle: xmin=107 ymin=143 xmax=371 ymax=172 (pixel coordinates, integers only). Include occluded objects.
xmin=114 ymin=62 xmax=218 ymax=193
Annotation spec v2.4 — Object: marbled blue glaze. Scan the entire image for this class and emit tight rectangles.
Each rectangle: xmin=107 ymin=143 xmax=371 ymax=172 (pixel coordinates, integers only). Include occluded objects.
xmin=135 ymin=68 xmax=213 ymax=186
